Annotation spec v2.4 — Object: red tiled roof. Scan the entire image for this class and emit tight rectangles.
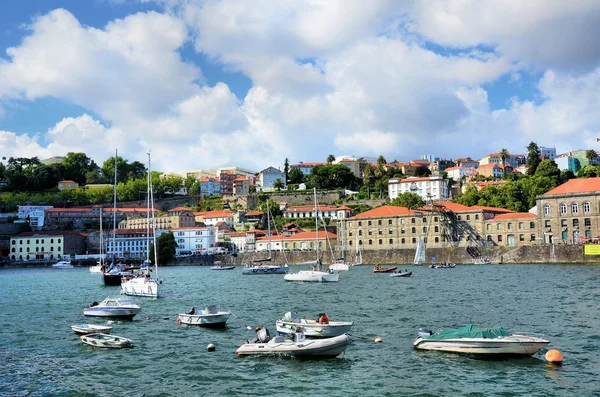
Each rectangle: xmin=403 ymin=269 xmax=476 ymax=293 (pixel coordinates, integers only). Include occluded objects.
xmin=544 ymin=178 xmax=600 ymax=195
xmin=233 ymin=177 xmax=247 ymax=182
xmin=245 ymin=211 xmax=264 ymax=216
xmin=16 ymin=231 xmax=85 ymax=237
xmin=471 ymin=205 xmax=513 ymax=213
xmin=194 ymin=210 xmax=234 ymax=218
xmin=168 ymin=206 xmax=192 ymax=212
xmin=492 ymin=212 xmax=536 ymax=220
xmin=389 ymin=177 xmax=440 ymax=183
xmin=166 ymin=226 xmax=212 ymax=231
xmin=46 ymin=207 xmax=156 ymax=214
xmin=410 ymin=160 xmax=430 ymax=166
xmin=351 ymin=206 xmax=416 ymax=219
xmin=59 ymin=180 xmax=77 ymax=183
xmin=477 ymin=164 xmax=500 ymax=169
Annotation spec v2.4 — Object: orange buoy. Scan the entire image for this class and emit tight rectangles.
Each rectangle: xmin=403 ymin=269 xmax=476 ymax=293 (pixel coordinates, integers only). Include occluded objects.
xmin=176 ymin=316 xmax=182 ymax=325
xmin=545 ymin=349 xmax=563 ymax=364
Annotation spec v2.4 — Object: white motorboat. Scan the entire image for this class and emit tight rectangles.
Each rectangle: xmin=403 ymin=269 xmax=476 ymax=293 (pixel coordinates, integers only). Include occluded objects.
xmin=473 ymin=257 xmax=491 ymax=265
xmin=329 ymin=258 xmax=349 ymax=271
xmin=71 ymin=324 xmax=113 ymax=335
xmin=284 ymin=269 xmax=339 ymax=282
xmin=80 ymin=333 xmax=133 ymax=349
xmin=276 ymin=312 xmax=353 ymax=338
xmin=390 ymin=270 xmax=412 ymax=277
xmin=211 ymin=261 xmax=235 ymax=270
xmin=413 ymin=324 xmax=550 ymax=356
xmin=177 ymin=305 xmax=231 ymax=327
xmin=52 ymin=260 xmax=73 ymax=269
xmin=236 ymin=327 xmax=352 ymax=358
xmin=89 ymin=263 xmax=103 ymax=273
xmin=83 ymin=297 xmax=141 ymax=319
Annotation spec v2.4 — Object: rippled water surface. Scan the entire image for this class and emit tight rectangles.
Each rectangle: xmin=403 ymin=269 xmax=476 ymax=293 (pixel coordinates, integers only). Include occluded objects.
xmin=1 ymin=264 xmax=599 ymax=396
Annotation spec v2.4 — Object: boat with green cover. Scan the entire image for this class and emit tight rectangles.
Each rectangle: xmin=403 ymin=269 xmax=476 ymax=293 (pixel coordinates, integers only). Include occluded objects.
xmin=413 ymin=324 xmax=549 ymax=356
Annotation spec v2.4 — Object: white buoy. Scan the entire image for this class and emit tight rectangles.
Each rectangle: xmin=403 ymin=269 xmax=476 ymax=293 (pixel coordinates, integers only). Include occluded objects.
xmin=374 ymin=337 xmax=383 ymax=343
xmin=207 ymin=343 xmax=216 ymax=352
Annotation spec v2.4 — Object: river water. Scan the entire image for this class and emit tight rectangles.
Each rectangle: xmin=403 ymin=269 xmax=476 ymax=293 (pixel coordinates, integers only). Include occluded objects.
xmin=1 ymin=264 xmax=599 ymax=396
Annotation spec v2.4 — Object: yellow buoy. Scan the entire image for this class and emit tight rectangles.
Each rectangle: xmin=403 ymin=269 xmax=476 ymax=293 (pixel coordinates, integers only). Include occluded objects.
xmin=374 ymin=337 xmax=383 ymax=343
xmin=545 ymin=349 xmax=563 ymax=364
xmin=207 ymin=343 xmax=216 ymax=352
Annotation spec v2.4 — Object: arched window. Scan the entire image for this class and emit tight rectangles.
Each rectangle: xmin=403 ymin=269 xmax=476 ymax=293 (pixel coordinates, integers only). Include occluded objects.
xmin=560 ymin=203 xmax=567 ymax=215
xmin=584 ymin=202 xmax=591 ymax=214
xmin=434 ymin=226 xmax=439 ymax=232
xmin=435 ymin=237 xmax=439 ymax=243
xmin=544 ymin=204 xmax=551 ymax=216
xmin=572 ymin=202 xmax=579 ymax=214
xmin=422 ymin=227 xmax=427 ymax=233
xmin=401 ymin=238 xmax=405 ymax=244
xmin=368 ymin=239 xmax=373 ymax=245
xmin=411 ymin=227 xmax=416 ymax=233
xmin=389 ymin=239 xmax=393 ymax=244
xmin=378 ymin=239 xmax=382 ymax=245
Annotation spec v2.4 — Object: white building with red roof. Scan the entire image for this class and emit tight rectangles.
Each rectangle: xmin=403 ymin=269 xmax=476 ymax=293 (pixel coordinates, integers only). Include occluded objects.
xmin=156 ymin=226 xmax=217 ymax=256
xmin=255 ymin=230 xmax=337 ymax=252
xmin=388 ymin=176 xmax=449 ymax=201
xmin=283 ymin=205 xmax=352 ymax=220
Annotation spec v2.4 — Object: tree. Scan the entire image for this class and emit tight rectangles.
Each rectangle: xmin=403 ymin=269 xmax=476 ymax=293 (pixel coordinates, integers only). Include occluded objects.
xmin=62 ymin=152 xmax=98 ymax=185
xmin=283 ymin=158 xmax=289 ymax=184
xmin=585 ymin=149 xmax=598 ymax=165
xmin=389 ymin=192 xmax=425 ymax=209
xmin=534 ymin=159 xmax=560 ymax=184
xmin=288 ymin=167 xmax=304 ymax=184
xmin=152 ymin=231 xmax=176 ymax=265
xmin=273 ymin=178 xmax=284 ymax=191
xmin=499 ymin=148 xmax=509 ymax=178
xmin=326 ymin=154 xmax=336 ymax=166
xmin=526 ymin=142 xmax=541 ymax=176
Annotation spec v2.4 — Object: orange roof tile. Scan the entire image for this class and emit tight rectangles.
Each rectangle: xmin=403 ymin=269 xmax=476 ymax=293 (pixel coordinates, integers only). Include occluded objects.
xmin=351 ymin=206 xmax=416 ymax=219
xmin=168 ymin=206 xmax=192 ymax=212
xmin=544 ymin=178 xmax=600 ymax=195
xmin=492 ymin=212 xmax=536 ymax=220
xmin=471 ymin=205 xmax=513 ymax=213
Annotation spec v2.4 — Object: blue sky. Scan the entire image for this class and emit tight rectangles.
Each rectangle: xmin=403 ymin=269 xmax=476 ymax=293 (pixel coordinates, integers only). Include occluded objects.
xmin=1 ymin=1 xmax=599 ymax=173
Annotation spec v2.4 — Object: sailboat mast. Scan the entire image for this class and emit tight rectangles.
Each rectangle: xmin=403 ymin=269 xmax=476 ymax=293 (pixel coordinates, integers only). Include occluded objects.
xmin=146 ymin=153 xmax=151 ymax=262
xmin=314 ymin=187 xmax=319 ymax=260
xmin=112 ymin=149 xmax=117 ymax=262
xmin=148 ymin=152 xmax=158 ymax=276
xmin=266 ymin=199 xmax=271 ymax=257
xmin=99 ymin=206 xmax=103 ymax=266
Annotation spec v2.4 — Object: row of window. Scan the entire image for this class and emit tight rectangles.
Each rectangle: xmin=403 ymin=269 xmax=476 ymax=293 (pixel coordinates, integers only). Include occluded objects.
xmin=543 ymin=202 xmax=592 ymax=216
xmin=12 ymin=238 xmax=62 ymax=245
xmin=342 ymin=234 xmax=538 ymax=247
xmin=486 ymin=221 xmax=536 ymax=231
xmin=486 ymin=235 xmax=536 ymax=242
xmin=11 ymin=246 xmax=62 ymax=253
xmin=544 ymin=218 xmax=592 ymax=227
xmin=350 ymin=226 xmax=441 ymax=236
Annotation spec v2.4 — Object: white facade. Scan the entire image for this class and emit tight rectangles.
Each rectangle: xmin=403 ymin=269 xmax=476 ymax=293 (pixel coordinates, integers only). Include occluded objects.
xmin=217 ymin=166 xmax=257 ymax=179
xmin=258 ymin=166 xmax=286 ymax=191
xmin=388 ymin=176 xmax=449 ymax=201
xmin=283 ymin=206 xmax=351 ymax=220
xmin=203 ymin=214 xmax=234 ymax=226
xmin=106 ymin=230 xmax=151 ymax=259
xmin=444 ymin=166 xmax=475 ymax=181
xmin=18 ymin=205 xmax=53 ymax=230
xmin=157 ymin=227 xmax=217 ymax=255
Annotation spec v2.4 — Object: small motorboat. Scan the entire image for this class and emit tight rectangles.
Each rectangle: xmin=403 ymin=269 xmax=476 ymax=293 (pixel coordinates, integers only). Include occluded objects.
xmin=83 ymin=297 xmax=141 ymax=319
xmin=242 ymin=263 xmax=289 ymax=275
xmin=430 ymin=263 xmax=456 ymax=269
xmin=211 ymin=261 xmax=235 ymax=270
xmin=71 ymin=324 xmax=113 ymax=335
xmin=276 ymin=312 xmax=353 ymax=338
xmin=390 ymin=270 xmax=412 ymax=277
xmin=372 ymin=266 xmax=397 ymax=273
xmin=329 ymin=258 xmax=349 ymax=271
xmin=89 ymin=262 xmax=103 ymax=273
xmin=80 ymin=333 xmax=133 ymax=349
xmin=52 ymin=260 xmax=73 ymax=269
xmin=413 ymin=324 xmax=550 ymax=356
xmin=236 ymin=326 xmax=352 ymax=358
xmin=284 ymin=270 xmax=339 ymax=282
xmin=177 ymin=305 xmax=231 ymax=327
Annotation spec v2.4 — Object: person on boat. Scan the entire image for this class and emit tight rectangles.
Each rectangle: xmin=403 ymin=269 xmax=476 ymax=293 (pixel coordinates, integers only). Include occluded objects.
xmin=317 ymin=313 xmax=329 ymax=324
xmin=187 ymin=307 xmax=196 ymax=315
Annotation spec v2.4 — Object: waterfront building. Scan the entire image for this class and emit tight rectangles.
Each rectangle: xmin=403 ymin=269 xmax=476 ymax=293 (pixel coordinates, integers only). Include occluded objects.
xmin=10 ymin=231 xmax=87 ymax=261
xmin=45 ymin=206 xmax=153 ymax=230
xmin=157 ymin=226 xmax=217 ymax=256
xmin=482 ymin=213 xmax=538 ymax=247
xmin=106 ymin=229 xmax=152 ymax=259
xmin=388 ymin=176 xmax=449 ymax=201
xmin=283 ymin=205 xmax=351 ymax=220
xmin=124 ymin=207 xmax=195 ymax=230
xmin=255 ymin=230 xmax=337 ymax=252
xmin=194 ymin=209 xmax=235 ymax=226
xmin=536 ymin=178 xmax=600 ymax=244
xmin=258 ymin=166 xmax=286 ymax=191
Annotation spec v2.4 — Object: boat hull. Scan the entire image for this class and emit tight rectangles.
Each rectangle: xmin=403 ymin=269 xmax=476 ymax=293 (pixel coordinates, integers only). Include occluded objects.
xmin=121 ymin=278 xmax=160 ymax=298
xmin=89 ymin=265 xmax=103 ymax=273
xmin=80 ymin=333 xmax=133 ymax=349
xmin=71 ymin=324 xmax=113 ymax=334
xmin=329 ymin=263 xmax=349 ymax=271
xmin=211 ymin=266 xmax=235 ymax=270
xmin=390 ymin=271 xmax=412 ymax=277
xmin=178 ymin=312 xmax=231 ymax=327
xmin=413 ymin=336 xmax=549 ymax=356
xmin=276 ymin=320 xmax=353 ymax=338
xmin=236 ymin=334 xmax=352 ymax=358
xmin=284 ymin=271 xmax=339 ymax=282
xmin=103 ymin=273 xmax=124 ymax=286
xmin=83 ymin=308 xmax=140 ymax=319
xmin=242 ymin=265 xmax=289 ymax=275
xmin=372 ymin=267 xmax=397 ymax=273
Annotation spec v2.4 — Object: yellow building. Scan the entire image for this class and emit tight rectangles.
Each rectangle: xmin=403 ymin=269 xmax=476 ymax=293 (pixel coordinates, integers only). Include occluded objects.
xmin=58 ymin=180 xmax=79 ymax=190
xmin=9 ymin=231 xmax=86 ymax=261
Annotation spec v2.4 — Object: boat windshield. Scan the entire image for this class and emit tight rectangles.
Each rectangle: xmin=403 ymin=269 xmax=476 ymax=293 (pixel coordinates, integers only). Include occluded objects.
xmin=423 ymin=324 xmax=512 ymax=340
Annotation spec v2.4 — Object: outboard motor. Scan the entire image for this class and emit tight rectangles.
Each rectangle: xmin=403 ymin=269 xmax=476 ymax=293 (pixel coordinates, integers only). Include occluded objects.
xmin=257 ymin=327 xmax=271 ymax=343
xmin=418 ymin=328 xmax=433 ymax=337
xmin=284 ymin=311 xmax=296 ymax=321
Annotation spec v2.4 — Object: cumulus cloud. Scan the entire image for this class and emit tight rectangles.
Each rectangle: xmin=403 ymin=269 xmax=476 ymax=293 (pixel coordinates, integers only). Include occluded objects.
xmin=1 ymin=2 xmax=600 ymax=174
